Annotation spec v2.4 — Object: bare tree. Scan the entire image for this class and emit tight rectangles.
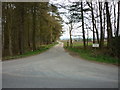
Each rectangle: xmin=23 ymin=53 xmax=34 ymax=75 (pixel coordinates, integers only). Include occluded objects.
xmin=87 ymin=2 xmax=99 ymax=44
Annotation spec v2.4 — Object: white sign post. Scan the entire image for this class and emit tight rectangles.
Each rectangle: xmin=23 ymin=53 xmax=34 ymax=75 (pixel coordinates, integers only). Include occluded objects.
xmin=92 ymin=44 xmax=99 ymax=48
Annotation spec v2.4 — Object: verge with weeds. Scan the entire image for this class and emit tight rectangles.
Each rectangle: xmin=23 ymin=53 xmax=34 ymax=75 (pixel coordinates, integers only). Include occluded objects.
xmin=64 ymin=42 xmax=119 ymax=65
xmin=2 ymin=42 xmax=58 ymax=61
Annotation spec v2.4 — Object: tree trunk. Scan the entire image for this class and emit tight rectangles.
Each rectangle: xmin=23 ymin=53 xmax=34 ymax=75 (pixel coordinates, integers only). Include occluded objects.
xmin=94 ymin=20 xmax=99 ymax=44
xmin=114 ymin=2 xmax=116 ymax=36
xmin=116 ymin=1 xmax=120 ymax=37
xmin=91 ymin=3 xmax=95 ymax=44
xmin=19 ymin=3 xmax=25 ymax=54
xmin=99 ymin=2 xmax=104 ymax=48
xmin=103 ymin=4 xmax=106 ymax=44
xmin=8 ymin=3 xmax=13 ymax=56
xmin=81 ymin=2 xmax=86 ymax=48
xmin=69 ymin=23 xmax=73 ymax=47
xmin=32 ymin=3 xmax=36 ymax=51
xmin=27 ymin=20 xmax=31 ymax=48
xmin=50 ymin=26 xmax=53 ymax=44
xmin=105 ymin=2 xmax=113 ymax=48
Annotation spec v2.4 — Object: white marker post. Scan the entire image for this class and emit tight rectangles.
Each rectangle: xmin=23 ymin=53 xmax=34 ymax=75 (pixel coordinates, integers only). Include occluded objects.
xmin=92 ymin=44 xmax=99 ymax=52
xmin=92 ymin=44 xmax=99 ymax=48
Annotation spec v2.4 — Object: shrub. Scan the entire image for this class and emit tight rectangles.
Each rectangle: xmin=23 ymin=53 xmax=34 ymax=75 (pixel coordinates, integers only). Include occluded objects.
xmin=111 ymin=36 xmax=120 ymax=59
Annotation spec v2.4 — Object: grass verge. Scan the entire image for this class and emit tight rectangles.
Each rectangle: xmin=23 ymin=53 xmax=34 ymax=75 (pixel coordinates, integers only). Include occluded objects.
xmin=2 ymin=42 xmax=58 ymax=61
xmin=64 ymin=42 xmax=119 ymax=65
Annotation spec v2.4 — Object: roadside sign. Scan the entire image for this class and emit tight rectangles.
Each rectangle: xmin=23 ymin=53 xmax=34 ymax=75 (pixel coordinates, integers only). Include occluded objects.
xmin=92 ymin=44 xmax=99 ymax=48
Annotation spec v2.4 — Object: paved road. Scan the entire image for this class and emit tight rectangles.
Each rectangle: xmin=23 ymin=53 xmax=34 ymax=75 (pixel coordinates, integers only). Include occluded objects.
xmin=2 ymin=42 xmax=118 ymax=88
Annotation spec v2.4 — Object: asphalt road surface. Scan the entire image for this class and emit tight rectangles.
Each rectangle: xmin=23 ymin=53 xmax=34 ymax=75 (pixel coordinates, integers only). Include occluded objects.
xmin=2 ymin=42 xmax=118 ymax=88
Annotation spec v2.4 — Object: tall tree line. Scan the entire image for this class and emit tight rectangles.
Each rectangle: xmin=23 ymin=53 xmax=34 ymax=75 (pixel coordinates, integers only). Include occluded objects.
xmin=58 ymin=1 xmax=119 ymax=58
xmin=2 ymin=2 xmax=63 ymax=58
xmin=59 ymin=1 xmax=119 ymax=48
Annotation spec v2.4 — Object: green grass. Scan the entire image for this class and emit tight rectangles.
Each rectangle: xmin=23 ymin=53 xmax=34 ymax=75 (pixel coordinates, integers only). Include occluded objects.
xmin=3 ymin=42 xmax=58 ymax=61
xmin=64 ymin=42 xmax=119 ymax=65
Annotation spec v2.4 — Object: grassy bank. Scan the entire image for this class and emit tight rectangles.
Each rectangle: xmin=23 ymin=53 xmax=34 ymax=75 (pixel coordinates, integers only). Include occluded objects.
xmin=64 ymin=41 xmax=119 ymax=65
xmin=2 ymin=42 xmax=58 ymax=61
